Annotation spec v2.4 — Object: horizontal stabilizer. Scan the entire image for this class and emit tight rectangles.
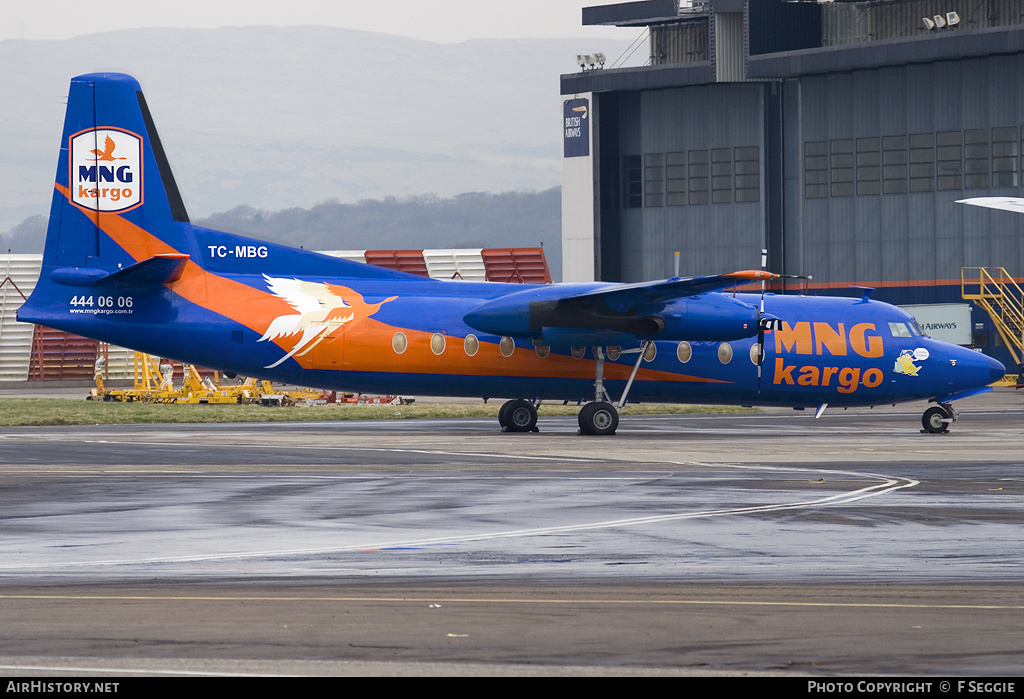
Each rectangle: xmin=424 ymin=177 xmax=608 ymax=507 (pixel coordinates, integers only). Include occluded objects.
xmin=50 ymin=254 xmax=189 ymax=287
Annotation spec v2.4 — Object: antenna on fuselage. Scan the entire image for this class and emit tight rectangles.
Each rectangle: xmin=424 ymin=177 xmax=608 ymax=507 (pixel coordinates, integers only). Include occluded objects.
xmin=851 ymin=285 xmax=875 ymax=303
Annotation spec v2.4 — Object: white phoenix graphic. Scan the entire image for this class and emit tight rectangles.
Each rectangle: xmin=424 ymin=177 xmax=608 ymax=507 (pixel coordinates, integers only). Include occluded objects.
xmin=258 ymin=274 xmax=396 ymax=369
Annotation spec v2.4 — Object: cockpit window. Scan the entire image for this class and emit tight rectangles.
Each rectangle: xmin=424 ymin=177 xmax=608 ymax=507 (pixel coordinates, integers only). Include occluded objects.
xmin=889 ymin=321 xmax=912 ymax=337
xmin=889 ymin=320 xmax=924 ymax=337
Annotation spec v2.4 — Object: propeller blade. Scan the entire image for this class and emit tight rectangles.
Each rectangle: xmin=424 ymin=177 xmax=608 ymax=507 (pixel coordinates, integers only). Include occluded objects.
xmin=757 ymin=248 xmax=767 ymax=393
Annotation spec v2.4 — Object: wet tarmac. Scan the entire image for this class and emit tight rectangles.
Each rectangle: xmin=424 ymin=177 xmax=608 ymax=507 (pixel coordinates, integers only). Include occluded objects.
xmin=0 ymin=391 xmax=1021 ymax=675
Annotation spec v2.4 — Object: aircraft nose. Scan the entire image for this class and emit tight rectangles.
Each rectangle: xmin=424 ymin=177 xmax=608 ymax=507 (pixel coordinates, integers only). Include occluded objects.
xmin=949 ymin=346 xmax=1005 ymax=389
xmin=986 ymin=353 xmax=1007 ymax=384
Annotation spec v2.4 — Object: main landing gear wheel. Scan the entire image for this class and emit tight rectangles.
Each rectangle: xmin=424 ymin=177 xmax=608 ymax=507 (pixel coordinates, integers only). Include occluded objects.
xmin=922 ymin=405 xmax=952 ymax=433
xmin=499 ymin=399 xmax=538 ymax=433
xmin=578 ymin=401 xmax=619 ymax=436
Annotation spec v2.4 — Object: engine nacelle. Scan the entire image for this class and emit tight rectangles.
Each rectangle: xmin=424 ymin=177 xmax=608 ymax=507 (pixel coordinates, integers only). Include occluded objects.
xmin=464 ymin=285 xmax=760 ymax=342
xmin=653 ymin=295 xmax=760 ymax=341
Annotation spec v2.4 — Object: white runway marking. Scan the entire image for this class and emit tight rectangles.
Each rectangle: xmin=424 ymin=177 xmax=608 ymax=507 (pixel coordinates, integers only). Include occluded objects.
xmin=0 ymin=463 xmax=916 ymax=572
xmin=68 ymin=439 xmax=601 ymax=462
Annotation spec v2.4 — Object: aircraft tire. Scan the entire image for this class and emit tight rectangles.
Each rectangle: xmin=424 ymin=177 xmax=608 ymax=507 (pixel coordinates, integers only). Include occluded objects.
xmin=503 ymin=399 xmax=538 ymax=433
xmin=578 ymin=401 xmax=618 ymax=436
xmin=922 ymin=405 xmax=950 ymax=433
xmin=498 ymin=400 xmax=515 ymax=428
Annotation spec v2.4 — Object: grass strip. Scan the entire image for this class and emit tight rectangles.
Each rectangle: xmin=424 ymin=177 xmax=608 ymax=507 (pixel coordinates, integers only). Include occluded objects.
xmin=0 ymin=398 xmax=757 ymax=427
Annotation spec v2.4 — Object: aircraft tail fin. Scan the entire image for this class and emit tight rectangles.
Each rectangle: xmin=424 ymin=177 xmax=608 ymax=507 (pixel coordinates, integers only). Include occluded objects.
xmin=20 ymin=72 xmax=424 ymax=336
xmin=41 ymin=73 xmax=196 ymax=273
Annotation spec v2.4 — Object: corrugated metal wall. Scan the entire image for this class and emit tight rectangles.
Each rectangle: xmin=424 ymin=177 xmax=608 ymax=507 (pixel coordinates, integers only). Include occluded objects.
xmin=29 ymin=327 xmax=98 ymax=381
xmin=595 ymin=49 xmax=1024 ymax=292
xmin=422 ymin=249 xmax=488 ymax=281
xmin=0 ymin=256 xmax=40 ymax=381
xmin=790 ymin=54 xmax=1024 ymax=284
xmin=650 ymin=21 xmax=709 ymax=64
xmin=823 ymin=0 xmax=1024 ymax=46
xmin=481 ymin=248 xmax=552 ymax=284
xmin=363 ymin=250 xmax=431 ymax=277
xmin=571 ymin=2 xmax=1024 ymax=367
xmin=713 ymin=12 xmax=746 ymax=83
xmin=600 ymin=82 xmax=767 ymax=281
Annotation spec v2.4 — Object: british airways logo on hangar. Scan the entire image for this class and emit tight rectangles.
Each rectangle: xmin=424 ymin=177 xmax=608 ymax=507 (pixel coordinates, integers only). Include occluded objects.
xmin=69 ymin=127 xmax=143 ymax=213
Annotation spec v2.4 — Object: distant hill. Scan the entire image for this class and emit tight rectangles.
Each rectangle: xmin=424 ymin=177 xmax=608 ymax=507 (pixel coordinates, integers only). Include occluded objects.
xmin=197 ymin=188 xmax=563 ymax=278
xmin=0 ymin=26 xmax=633 ymax=238
xmin=0 ymin=188 xmax=564 ymax=280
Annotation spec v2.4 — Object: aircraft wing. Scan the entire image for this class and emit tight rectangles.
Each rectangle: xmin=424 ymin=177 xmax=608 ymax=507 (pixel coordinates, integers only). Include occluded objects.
xmin=957 ymin=197 xmax=1024 ymax=214
xmin=562 ymin=270 xmax=775 ymax=309
xmin=464 ymin=270 xmax=775 ymax=341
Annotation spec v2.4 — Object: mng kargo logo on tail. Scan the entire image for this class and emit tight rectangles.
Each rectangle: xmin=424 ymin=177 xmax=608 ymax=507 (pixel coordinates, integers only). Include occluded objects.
xmin=69 ymin=127 xmax=143 ymax=213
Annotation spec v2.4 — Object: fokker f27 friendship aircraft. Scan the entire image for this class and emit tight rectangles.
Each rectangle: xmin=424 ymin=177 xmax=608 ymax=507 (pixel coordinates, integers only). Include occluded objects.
xmin=17 ymin=73 xmax=1005 ymax=435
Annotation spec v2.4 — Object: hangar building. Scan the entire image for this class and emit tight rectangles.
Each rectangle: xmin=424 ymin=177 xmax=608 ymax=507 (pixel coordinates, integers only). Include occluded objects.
xmin=561 ymin=0 xmax=1024 ymax=368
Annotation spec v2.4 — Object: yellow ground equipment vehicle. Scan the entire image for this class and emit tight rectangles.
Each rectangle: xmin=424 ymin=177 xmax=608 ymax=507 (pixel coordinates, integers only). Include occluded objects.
xmin=94 ymin=352 xmax=323 ymax=404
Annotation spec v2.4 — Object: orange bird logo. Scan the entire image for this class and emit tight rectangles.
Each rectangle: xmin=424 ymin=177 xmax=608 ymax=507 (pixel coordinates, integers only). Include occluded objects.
xmin=258 ymin=274 xmax=397 ymax=368
xmin=90 ymin=135 xmax=127 ymax=161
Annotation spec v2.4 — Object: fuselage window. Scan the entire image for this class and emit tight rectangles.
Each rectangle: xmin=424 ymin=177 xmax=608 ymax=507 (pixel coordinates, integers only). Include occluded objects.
xmin=464 ymin=334 xmax=479 ymax=356
xmin=500 ymin=336 xmax=515 ymax=357
xmin=571 ymin=346 xmax=586 ymax=359
xmin=676 ymin=341 xmax=692 ymax=363
xmin=718 ymin=342 xmax=733 ymax=364
xmin=392 ymin=332 xmax=408 ymax=354
xmin=749 ymin=343 xmax=761 ymax=365
xmin=606 ymin=346 xmax=621 ymax=361
xmin=535 ymin=344 xmax=550 ymax=358
xmin=430 ymin=333 xmax=446 ymax=355
xmin=643 ymin=343 xmax=657 ymax=362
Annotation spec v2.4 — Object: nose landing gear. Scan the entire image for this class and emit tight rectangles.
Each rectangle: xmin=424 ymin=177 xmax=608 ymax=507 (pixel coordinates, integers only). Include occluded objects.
xmin=922 ymin=403 xmax=956 ymax=433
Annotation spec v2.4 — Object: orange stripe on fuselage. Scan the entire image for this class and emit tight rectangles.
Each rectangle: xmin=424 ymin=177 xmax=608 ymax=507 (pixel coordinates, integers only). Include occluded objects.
xmin=55 ymin=183 xmax=730 ymax=384
xmin=338 ymin=319 xmax=727 ymax=383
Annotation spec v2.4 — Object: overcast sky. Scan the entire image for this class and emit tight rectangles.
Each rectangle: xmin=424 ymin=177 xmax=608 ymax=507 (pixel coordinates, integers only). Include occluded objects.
xmin=3 ymin=0 xmax=629 ymax=43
